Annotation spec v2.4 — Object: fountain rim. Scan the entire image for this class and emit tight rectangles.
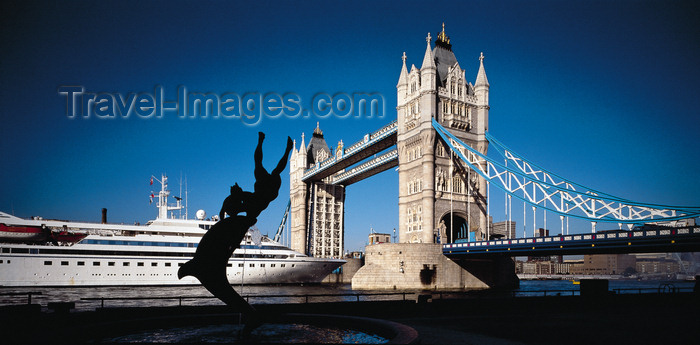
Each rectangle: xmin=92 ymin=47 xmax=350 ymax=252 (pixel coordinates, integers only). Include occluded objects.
xmin=79 ymin=312 xmax=419 ymax=344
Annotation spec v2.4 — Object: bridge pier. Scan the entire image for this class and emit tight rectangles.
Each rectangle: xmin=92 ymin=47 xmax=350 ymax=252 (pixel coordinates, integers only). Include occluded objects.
xmin=352 ymin=243 xmax=518 ymax=290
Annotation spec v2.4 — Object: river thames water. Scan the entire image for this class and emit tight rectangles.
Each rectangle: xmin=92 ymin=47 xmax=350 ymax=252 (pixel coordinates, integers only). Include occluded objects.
xmin=0 ymin=279 xmax=695 ymax=312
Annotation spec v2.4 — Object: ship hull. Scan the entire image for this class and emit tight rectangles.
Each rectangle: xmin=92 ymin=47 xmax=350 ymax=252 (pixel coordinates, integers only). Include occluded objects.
xmin=0 ymin=212 xmax=344 ymax=287
xmin=0 ymin=244 xmax=344 ymax=287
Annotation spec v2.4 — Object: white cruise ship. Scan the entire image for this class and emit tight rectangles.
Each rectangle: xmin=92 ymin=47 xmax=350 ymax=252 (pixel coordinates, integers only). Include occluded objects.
xmin=0 ymin=175 xmax=345 ymax=287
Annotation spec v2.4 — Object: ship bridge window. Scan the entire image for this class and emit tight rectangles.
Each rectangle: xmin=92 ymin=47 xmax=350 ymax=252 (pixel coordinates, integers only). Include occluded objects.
xmin=93 ymin=262 xmax=100 ymax=266
xmin=165 ymin=262 xmax=171 ymax=267
xmin=123 ymin=262 xmax=130 ymax=267
xmin=151 ymin=262 xmax=158 ymax=267
xmin=77 ymin=261 xmax=85 ymax=266
xmin=44 ymin=261 xmax=52 ymax=265
xmin=30 ymin=249 xmax=38 ymax=254
xmin=226 ymin=263 xmax=232 ymax=267
xmin=2 ymin=248 xmax=9 ymax=253
xmin=108 ymin=262 xmax=115 ymax=266
xmin=61 ymin=261 xmax=69 ymax=266
xmin=137 ymin=262 xmax=144 ymax=266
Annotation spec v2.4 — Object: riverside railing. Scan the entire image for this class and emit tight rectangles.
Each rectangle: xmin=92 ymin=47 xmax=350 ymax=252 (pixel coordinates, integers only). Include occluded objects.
xmin=0 ymin=291 xmax=42 ymax=305
xmin=81 ymin=292 xmax=416 ymax=308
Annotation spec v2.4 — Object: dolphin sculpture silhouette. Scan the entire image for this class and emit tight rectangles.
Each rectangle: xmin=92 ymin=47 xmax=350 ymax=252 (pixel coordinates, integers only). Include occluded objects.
xmin=178 ymin=132 xmax=293 ymax=336
xmin=178 ymin=215 xmax=257 ymax=315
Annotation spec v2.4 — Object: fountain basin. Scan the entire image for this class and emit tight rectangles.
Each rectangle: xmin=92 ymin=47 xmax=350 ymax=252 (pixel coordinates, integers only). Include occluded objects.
xmin=84 ymin=312 xmax=419 ymax=344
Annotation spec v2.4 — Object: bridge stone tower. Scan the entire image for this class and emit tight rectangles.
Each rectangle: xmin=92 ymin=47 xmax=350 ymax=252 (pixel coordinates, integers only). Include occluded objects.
xmin=396 ymin=25 xmax=490 ymax=245
xmin=289 ymin=123 xmax=345 ymax=258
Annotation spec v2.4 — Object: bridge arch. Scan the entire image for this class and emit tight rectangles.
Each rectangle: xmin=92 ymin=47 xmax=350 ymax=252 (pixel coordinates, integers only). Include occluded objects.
xmin=438 ymin=212 xmax=470 ymax=244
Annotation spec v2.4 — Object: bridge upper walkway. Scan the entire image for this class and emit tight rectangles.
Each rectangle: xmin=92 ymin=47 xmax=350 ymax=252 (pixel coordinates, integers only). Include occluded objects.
xmin=302 ymin=121 xmax=397 ymax=183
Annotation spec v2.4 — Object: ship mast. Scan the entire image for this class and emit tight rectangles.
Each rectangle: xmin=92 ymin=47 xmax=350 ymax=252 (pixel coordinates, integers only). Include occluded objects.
xmin=151 ymin=174 xmax=183 ymax=219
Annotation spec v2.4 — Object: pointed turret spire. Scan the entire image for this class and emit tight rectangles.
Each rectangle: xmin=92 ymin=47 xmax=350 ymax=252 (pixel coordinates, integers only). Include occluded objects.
xmin=313 ymin=121 xmax=323 ymax=136
xmin=435 ymin=22 xmax=452 ymax=50
xmin=421 ymin=32 xmax=436 ymax=70
xmin=397 ymin=51 xmax=408 ymax=86
xmin=299 ymin=132 xmax=306 ymax=153
xmin=475 ymin=52 xmax=489 ymax=87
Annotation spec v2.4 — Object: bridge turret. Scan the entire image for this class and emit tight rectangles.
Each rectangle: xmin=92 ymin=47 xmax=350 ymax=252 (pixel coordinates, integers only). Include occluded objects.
xmin=420 ymin=32 xmax=437 ymax=93
xmin=290 ymin=132 xmax=308 ymax=254
xmin=474 ymin=52 xmax=490 ymax=135
xmin=397 ymin=52 xmax=409 ymax=106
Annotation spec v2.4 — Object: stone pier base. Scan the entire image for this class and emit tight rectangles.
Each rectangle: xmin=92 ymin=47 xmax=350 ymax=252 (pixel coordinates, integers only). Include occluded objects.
xmin=351 ymin=243 xmax=518 ymax=290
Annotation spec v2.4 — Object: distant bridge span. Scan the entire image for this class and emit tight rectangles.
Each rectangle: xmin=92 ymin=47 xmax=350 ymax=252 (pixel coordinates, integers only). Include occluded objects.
xmin=444 ymin=225 xmax=700 ymax=258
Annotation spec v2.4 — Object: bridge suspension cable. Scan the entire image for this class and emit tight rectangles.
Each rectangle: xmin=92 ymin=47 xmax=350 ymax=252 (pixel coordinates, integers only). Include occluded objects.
xmin=274 ymin=200 xmax=291 ymax=243
xmin=432 ymin=118 xmax=700 ymax=225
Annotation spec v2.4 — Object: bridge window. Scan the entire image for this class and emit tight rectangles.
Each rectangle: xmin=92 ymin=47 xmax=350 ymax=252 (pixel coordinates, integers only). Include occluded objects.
xmin=436 ymin=143 xmax=445 ymax=157
xmin=452 ymin=176 xmax=463 ymax=194
xmin=406 ymin=205 xmax=423 ymax=232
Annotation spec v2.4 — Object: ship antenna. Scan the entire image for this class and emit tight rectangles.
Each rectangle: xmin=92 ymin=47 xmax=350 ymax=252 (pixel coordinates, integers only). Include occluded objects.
xmin=185 ymin=175 xmax=189 ymax=220
xmin=179 ymin=171 xmax=183 ymax=219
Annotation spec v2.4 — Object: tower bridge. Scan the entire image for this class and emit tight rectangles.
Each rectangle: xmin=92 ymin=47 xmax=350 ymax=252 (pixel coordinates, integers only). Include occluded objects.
xmin=287 ymin=24 xmax=700 ymax=290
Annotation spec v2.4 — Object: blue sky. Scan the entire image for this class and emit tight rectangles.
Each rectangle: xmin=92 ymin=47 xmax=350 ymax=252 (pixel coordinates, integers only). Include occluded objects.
xmin=1 ymin=0 xmax=699 ymax=252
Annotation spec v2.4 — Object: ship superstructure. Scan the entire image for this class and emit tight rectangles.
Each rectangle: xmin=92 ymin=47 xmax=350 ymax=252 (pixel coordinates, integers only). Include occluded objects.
xmin=0 ymin=175 xmax=344 ymax=286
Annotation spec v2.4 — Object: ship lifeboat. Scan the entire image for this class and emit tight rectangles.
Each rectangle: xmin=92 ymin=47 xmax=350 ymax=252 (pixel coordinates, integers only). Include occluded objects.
xmin=0 ymin=223 xmax=49 ymax=242
xmin=50 ymin=230 xmax=88 ymax=244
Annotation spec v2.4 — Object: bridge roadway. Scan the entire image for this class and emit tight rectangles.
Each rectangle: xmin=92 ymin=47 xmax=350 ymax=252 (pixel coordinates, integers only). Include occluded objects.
xmin=302 ymin=121 xmax=397 ymax=182
xmin=443 ymin=226 xmax=700 ymax=258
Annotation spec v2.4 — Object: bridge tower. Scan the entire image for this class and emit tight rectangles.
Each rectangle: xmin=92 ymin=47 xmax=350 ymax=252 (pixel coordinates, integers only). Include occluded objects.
xmin=289 ymin=123 xmax=346 ymax=258
xmin=397 ymin=24 xmax=490 ymax=245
